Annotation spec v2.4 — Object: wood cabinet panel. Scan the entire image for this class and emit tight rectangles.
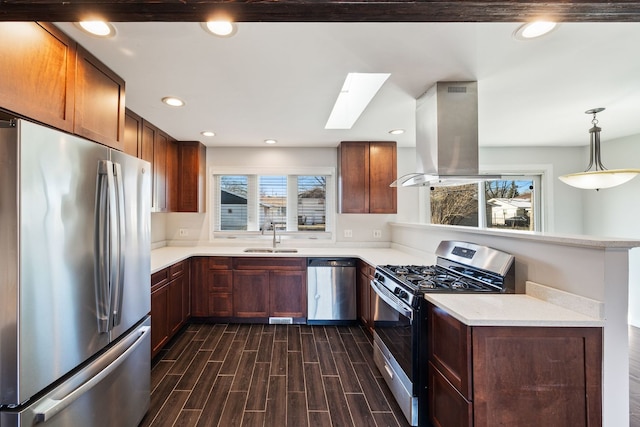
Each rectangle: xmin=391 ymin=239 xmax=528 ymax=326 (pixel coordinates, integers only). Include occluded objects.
xmin=369 ymin=142 xmax=397 ymax=213
xmin=74 ymin=44 xmax=125 ymax=150
xmin=151 ymin=284 xmax=169 ymax=358
xmin=167 ymin=275 xmax=184 ymax=335
xmin=191 ymin=257 xmax=233 ymax=317
xmin=141 ymin=121 xmax=155 ymax=204
xmin=472 ymin=326 xmax=602 ymax=427
xmin=270 ymin=270 xmax=306 ymax=318
xmin=338 ymin=141 xmax=396 ymax=214
xmin=0 ymin=22 xmax=75 ymax=132
xmin=233 ymin=257 xmax=306 ymax=271
xmin=123 ymin=108 xmax=142 ymax=157
xmin=153 ymin=130 xmax=168 ymax=212
xmin=177 ymin=141 xmax=206 ymax=212
xmin=339 ymin=142 xmax=369 ymax=213
xmin=233 ymin=270 xmax=270 ymax=318
xmin=428 ymin=362 xmax=473 ymax=427
xmin=428 ymin=304 xmax=472 ymax=399
xmin=166 ymin=139 xmax=179 ymax=212
xmin=357 ymin=260 xmax=374 ymax=334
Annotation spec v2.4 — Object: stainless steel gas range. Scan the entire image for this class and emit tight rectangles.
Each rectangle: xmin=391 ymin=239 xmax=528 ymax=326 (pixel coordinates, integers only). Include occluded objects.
xmin=370 ymin=241 xmax=515 ymax=426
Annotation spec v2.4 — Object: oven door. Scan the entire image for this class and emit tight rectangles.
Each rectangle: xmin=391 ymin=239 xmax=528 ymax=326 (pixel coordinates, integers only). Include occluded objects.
xmin=370 ymin=278 xmax=418 ymax=426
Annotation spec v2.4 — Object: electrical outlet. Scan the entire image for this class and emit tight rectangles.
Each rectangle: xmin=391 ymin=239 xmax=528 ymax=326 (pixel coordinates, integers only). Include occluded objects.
xmin=344 ymin=229 xmax=353 ymax=238
xmin=179 ymin=228 xmax=188 ymax=237
xmin=373 ymin=229 xmax=382 ymax=238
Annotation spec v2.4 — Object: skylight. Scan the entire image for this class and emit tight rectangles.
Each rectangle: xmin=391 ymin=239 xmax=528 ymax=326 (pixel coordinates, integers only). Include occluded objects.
xmin=325 ymin=72 xmax=391 ymax=129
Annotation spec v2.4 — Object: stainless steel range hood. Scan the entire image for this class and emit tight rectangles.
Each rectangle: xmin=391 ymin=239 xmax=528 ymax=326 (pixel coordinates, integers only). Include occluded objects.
xmin=392 ymin=81 xmax=500 ymax=187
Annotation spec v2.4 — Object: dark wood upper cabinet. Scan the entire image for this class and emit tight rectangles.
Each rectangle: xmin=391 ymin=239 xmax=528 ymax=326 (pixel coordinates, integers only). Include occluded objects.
xmin=0 ymin=22 xmax=75 ymax=133
xmin=73 ymin=44 xmax=126 ymax=150
xmin=338 ymin=141 xmax=397 ymax=214
xmin=166 ymin=139 xmax=179 ymax=212
xmin=123 ymin=108 xmax=142 ymax=157
xmin=177 ymin=141 xmax=207 ymax=213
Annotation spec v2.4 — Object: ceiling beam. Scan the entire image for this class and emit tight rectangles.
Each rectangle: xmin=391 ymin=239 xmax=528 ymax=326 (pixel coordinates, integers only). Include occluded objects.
xmin=1 ymin=1 xmax=640 ymax=23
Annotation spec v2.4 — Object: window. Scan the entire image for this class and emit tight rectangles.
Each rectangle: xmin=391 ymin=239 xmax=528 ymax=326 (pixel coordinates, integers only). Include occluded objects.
xmin=429 ymin=177 xmax=540 ymax=231
xmin=212 ymin=172 xmax=332 ymax=238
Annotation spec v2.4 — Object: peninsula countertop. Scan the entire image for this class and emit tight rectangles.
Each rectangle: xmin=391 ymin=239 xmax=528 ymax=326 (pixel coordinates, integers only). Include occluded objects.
xmin=424 ymin=292 xmax=604 ymax=327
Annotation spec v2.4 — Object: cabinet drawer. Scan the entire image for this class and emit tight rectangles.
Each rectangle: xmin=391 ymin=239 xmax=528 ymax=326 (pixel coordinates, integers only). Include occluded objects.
xmin=151 ymin=268 xmax=169 ymax=291
xmin=233 ymin=257 xmax=306 ymax=271
xmin=209 ymin=257 xmax=232 ymax=270
xmin=428 ymin=362 xmax=473 ymax=427
xmin=169 ymin=260 xmax=187 ymax=279
xmin=208 ymin=270 xmax=233 ymax=293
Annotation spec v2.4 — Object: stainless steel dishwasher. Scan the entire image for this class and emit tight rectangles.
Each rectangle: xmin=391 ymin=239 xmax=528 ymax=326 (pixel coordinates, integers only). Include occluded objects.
xmin=307 ymin=258 xmax=357 ymax=324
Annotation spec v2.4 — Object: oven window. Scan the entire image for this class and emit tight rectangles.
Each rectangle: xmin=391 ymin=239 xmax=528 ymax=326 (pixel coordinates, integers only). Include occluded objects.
xmin=374 ymin=308 xmax=413 ymax=380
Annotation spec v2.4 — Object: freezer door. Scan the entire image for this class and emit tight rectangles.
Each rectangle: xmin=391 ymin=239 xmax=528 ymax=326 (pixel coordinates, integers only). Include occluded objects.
xmin=2 ymin=120 xmax=112 ymax=405
xmin=109 ymin=150 xmax=151 ymax=340
xmin=0 ymin=317 xmax=151 ymax=427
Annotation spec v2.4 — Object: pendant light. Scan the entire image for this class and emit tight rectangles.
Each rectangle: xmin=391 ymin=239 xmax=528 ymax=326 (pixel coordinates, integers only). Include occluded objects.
xmin=559 ymin=108 xmax=640 ymax=190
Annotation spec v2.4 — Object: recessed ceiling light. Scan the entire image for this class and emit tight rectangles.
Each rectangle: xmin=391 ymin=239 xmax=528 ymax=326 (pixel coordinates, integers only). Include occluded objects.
xmin=201 ymin=131 xmax=216 ymax=137
xmin=325 ymin=72 xmax=391 ymax=130
xmin=389 ymin=129 xmax=405 ymax=135
xmin=75 ymin=21 xmax=116 ymax=38
xmin=513 ymin=21 xmax=557 ymax=40
xmin=264 ymin=139 xmax=277 ymax=145
xmin=201 ymin=21 xmax=237 ymax=37
xmin=161 ymin=96 xmax=185 ymax=107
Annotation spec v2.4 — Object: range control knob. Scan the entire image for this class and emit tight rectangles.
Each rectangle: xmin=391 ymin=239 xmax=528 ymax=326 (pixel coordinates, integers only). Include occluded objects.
xmin=375 ymin=273 xmax=384 ymax=283
xmin=393 ymin=287 xmax=408 ymax=299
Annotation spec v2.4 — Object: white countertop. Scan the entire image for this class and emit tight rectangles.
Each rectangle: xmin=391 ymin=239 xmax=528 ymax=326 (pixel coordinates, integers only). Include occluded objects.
xmin=424 ymin=293 xmax=604 ymax=327
xmin=151 ymin=245 xmax=431 ymax=273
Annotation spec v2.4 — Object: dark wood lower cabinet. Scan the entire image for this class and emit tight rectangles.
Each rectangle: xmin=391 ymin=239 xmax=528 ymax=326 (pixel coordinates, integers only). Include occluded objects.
xmin=356 ymin=260 xmax=374 ymax=334
xmin=270 ymin=270 xmax=306 ymax=318
xmin=233 ymin=270 xmax=270 ymax=318
xmin=151 ymin=260 xmax=189 ymax=359
xmin=426 ymin=302 xmax=603 ymax=427
xmin=190 ymin=256 xmax=307 ymax=322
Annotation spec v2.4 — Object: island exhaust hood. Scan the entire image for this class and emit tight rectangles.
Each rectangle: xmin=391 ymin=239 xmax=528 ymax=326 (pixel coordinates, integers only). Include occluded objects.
xmin=391 ymin=81 xmax=500 ymax=187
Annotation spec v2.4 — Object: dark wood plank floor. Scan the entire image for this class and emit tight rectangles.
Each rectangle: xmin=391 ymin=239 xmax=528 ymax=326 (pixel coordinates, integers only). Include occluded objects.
xmin=631 ymin=326 xmax=640 ymax=427
xmin=140 ymin=323 xmax=411 ymax=427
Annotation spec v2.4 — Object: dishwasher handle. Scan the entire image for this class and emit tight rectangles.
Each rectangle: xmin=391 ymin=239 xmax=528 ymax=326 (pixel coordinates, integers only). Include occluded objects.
xmin=307 ymin=258 xmax=357 ymax=268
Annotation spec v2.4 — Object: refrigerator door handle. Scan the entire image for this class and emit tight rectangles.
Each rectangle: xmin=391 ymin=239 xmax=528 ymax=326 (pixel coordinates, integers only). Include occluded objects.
xmin=94 ymin=160 xmax=113 ymax=333
xmin=32 ymin=325 xmax=151 ymax=423
xmin=111 ymin=162 xmax=126 ymax=327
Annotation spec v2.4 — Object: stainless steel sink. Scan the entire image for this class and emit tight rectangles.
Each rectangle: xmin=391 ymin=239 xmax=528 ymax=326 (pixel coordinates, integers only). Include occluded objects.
xmin=243 ymin=248 xmax=298 ymax=253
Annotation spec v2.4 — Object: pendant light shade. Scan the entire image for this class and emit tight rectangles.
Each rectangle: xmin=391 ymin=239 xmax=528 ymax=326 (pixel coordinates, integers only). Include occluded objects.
xmin=559 ymin=108 xmax=640 ymax=190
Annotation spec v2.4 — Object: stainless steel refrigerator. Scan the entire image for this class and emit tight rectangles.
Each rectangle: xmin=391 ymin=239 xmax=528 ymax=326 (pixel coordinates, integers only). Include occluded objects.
xmin=0 ymin=119 xmax=151 ymax=427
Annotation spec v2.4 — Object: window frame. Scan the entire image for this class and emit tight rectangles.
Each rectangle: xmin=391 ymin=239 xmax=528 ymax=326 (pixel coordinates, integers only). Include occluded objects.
xmin=209 ymin=166 xmax=335 ymax=241
xmin=420 ymin=165 xmax=551 ymax=232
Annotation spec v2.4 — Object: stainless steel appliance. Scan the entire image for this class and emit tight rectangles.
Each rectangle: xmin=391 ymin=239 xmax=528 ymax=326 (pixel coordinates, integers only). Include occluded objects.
xmin=370 ymin=241 xmax=515 ymax=426
xmin=0 ymin=119 xmax=151 ymax=427
xmin=307 ymin=258 xmax=357 ymax=324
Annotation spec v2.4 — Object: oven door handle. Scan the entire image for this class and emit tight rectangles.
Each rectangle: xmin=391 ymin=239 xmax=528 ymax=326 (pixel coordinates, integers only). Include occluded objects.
xmin=370 ymin=280 xmax=413 ymax=319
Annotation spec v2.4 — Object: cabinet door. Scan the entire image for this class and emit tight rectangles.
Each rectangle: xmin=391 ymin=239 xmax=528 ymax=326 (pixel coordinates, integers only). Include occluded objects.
xmin=0 ymin=22 xmax=75 ymax=133
xmin=123 ymin=108 xmax=142 ymax=157
xmin=369 ymin=142 xmax=397 ymax=213
xmin=151 ymin=285 xmax=169 ymax=358
xmin=428 ymin=362 xmax=473 ymax=427
xmin=270 ymin=270 xmax=306 ymax=318
xmin=166 ymin=139 xmax=179 ymax=212
xmin=427 ymin=303 xmax=472 ymax=399
xmin=177 ymin=141 xmax=206 ymax=212
xmin=153 ymin=131 xmax=168 ymax=212
xmin=233 ymin=270 xmax=269 ymax=318
xmin=167 ymin=276 xmax=184 ymax=335
xmin=141 ymin=121 xmax=155 ymax=205
xmin=74 ymin=44 xmax=125 ymax=150
xmin=339 ymin=142 xmax=370 ymax=213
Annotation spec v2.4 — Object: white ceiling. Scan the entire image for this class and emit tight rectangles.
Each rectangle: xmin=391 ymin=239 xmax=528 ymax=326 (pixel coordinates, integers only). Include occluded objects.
xmin=56 ymin=22 xmax=640 ymax=149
